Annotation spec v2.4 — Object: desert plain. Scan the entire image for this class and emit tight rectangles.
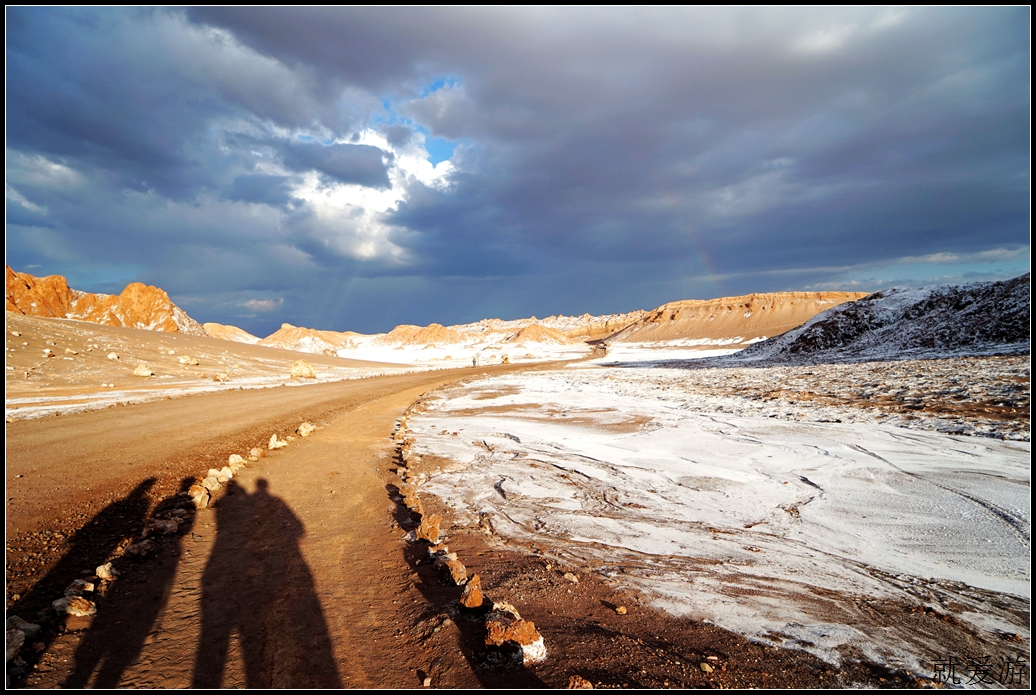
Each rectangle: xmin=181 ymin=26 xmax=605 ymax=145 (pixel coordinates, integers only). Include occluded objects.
xmin=4 ymin=271 xmax=1030 ymax=689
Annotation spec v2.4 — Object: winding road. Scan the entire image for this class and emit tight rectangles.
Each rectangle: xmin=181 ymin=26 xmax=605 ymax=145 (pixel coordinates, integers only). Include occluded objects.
xmin=8 ymin=365 xmax=532 ymax=687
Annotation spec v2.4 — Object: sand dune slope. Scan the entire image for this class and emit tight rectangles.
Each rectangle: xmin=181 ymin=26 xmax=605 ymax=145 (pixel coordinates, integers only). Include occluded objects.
xmin=374 ymin=323 xmax=471 ymax=347
xmin=202 ymin=322 xmax=261 ymax=344
xmin=259 ymin=323 xmax=367 ymax=355
xmin=503 ymin=324 xmax=573 ymax=344
xmin=607 ymin=291 xmax=867 ymax=344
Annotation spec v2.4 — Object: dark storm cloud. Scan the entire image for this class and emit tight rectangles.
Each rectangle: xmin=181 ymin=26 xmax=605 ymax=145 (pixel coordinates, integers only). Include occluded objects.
xmin=382 ymin=126 xmax=417 ymax=149
xmin=281 ymin=142 xmax=392 ymax=189
xmin=5 ymin=7 xmax=363 ymax=198
xmin=226 ymin=175 xmax=295 ymax=207
xmin=6 ymin=7 xmax=1029 ymax=334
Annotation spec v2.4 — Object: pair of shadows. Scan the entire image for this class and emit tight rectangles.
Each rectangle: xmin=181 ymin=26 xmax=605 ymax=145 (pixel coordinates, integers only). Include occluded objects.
xmin=60 ymin=478 xmax=340 ymax=688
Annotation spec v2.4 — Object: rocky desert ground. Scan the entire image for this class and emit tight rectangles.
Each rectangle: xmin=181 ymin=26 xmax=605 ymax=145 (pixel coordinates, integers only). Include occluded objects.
xmin=5 ymin=268 xmax=1030 ymax=689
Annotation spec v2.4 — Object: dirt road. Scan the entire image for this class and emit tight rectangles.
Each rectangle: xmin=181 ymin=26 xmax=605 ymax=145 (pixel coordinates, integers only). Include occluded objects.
xmin=7 ymin=362 xmax=921 ymax=688
xmin=8 ymin=366 xmax=535 ymax=687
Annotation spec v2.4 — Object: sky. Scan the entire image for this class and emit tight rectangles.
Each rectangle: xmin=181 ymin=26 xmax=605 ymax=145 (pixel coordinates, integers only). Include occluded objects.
xmin=5 ymin=7 xmax=1030 ymax=336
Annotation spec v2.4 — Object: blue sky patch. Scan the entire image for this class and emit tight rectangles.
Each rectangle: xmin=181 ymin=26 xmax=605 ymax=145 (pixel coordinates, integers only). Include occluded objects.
xmin=424 ymin=136 xmax=457 ymax=166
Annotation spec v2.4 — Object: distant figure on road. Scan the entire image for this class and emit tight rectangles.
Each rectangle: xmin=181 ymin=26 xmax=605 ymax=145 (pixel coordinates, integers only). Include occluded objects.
xmin=472 ymin=355 xmax=479 ymax=367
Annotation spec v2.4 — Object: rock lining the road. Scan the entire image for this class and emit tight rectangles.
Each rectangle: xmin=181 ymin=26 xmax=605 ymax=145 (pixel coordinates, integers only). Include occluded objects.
xmin=392 ymin=407 xmax=547 ymax=666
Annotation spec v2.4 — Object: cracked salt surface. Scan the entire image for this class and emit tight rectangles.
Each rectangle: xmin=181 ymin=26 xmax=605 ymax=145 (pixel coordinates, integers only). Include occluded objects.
xmin=409 ymin=354 xmax=1030 ymax=675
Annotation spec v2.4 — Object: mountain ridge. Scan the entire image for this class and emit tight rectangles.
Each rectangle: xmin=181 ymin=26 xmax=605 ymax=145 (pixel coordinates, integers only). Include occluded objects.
xmin=6 ymin=265 xmax=206 ymax=336
xmin=724 ymin=273 xmax=1030 ymax=365
xmin=6 ymin=265 xmax=900 ymax=357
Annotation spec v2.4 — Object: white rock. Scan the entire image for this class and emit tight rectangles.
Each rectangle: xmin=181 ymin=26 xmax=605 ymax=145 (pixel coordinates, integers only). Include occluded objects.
xmin=297 ymin=422 xmax=317 ymax=437
xmin=52 ymin=596 xmax=96 ymax=617
xmin=269 ymin=434 xmax=288 ymax=450
xmin=42 ymin=349 xmax=54 ymax=358
xmin=228 ymin=454 xmax=246 ymax=466
xmin=522 ymin=636 xmax=548 ymax=664
xmin=64 ymin=579 xmax=95 ymax=596
xmin=188 ymin=484 xmax=210 ymax=509
xmin=133 ymin=363 xmax=153 ymax=377
xmin=201 ymin=476 xmax=221 ymax=492
xmin=491 ymin=601 xmax=522 ymax=619
xmin=217 ymin=466 xmax=233 ymax=482
xmin=177 ymin=355 xmax=200 ymax=366
xmin=290 ymin=359 xmax=316 ymax=379
xmin=95 ymin=562 xmax=117 ymax=581
xmin=107 ymin=352 xmax=119 ymax=360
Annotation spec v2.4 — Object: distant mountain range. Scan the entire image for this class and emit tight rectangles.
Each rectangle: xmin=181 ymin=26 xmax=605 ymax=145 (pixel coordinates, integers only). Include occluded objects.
xmin=11 ymin=264 xmax=1025 ymax=363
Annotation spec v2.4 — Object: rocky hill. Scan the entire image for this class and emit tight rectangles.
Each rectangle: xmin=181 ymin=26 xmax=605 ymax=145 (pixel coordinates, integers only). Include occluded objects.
xmin=258 ymin=323 xmax=366 ymax=355
xmin=202 ymin=322 xmax=261 ymax=344
xmin=452 ymin=311 xmax=648 ymax=343
xmin=502 ymin=324 xmax=572 ymax=345
xmin=374 ymin=323 xmax=471 ymax=347
xmin=544 ymin=312 xmax=649 ymax=342
xmin=6 ymin=265 xmax=206 ymax=336
xmin=605 ymin=291 xmax=868 ymax=344
xmin=730 ymin=274 xmax=1030 ymax=364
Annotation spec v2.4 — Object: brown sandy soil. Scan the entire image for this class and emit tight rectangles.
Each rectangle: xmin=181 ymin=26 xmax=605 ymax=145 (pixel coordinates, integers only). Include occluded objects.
xmin=7 ymin=320 xmax=932 ymax=689
xmin=5 ymin=313 xmax=405 ymax=420
xmin=6 ymin=363 xmax=536 ymax=687
xmin=389 ymin=489 xmax=927 ymax=689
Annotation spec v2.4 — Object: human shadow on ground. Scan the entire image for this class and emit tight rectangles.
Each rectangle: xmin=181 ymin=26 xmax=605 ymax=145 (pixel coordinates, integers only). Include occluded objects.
xmin=9 ymin=478 xmax=156 ymax=623
xmin=7 ymin=478 xmax=157 ymax=684
xmin=386 ymin=478 xmax=548 ymax=688
xmin=63 ymin=478 xmax=197 ymax=687
xmin=192 ymin=478 xmax=341 ymax=688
